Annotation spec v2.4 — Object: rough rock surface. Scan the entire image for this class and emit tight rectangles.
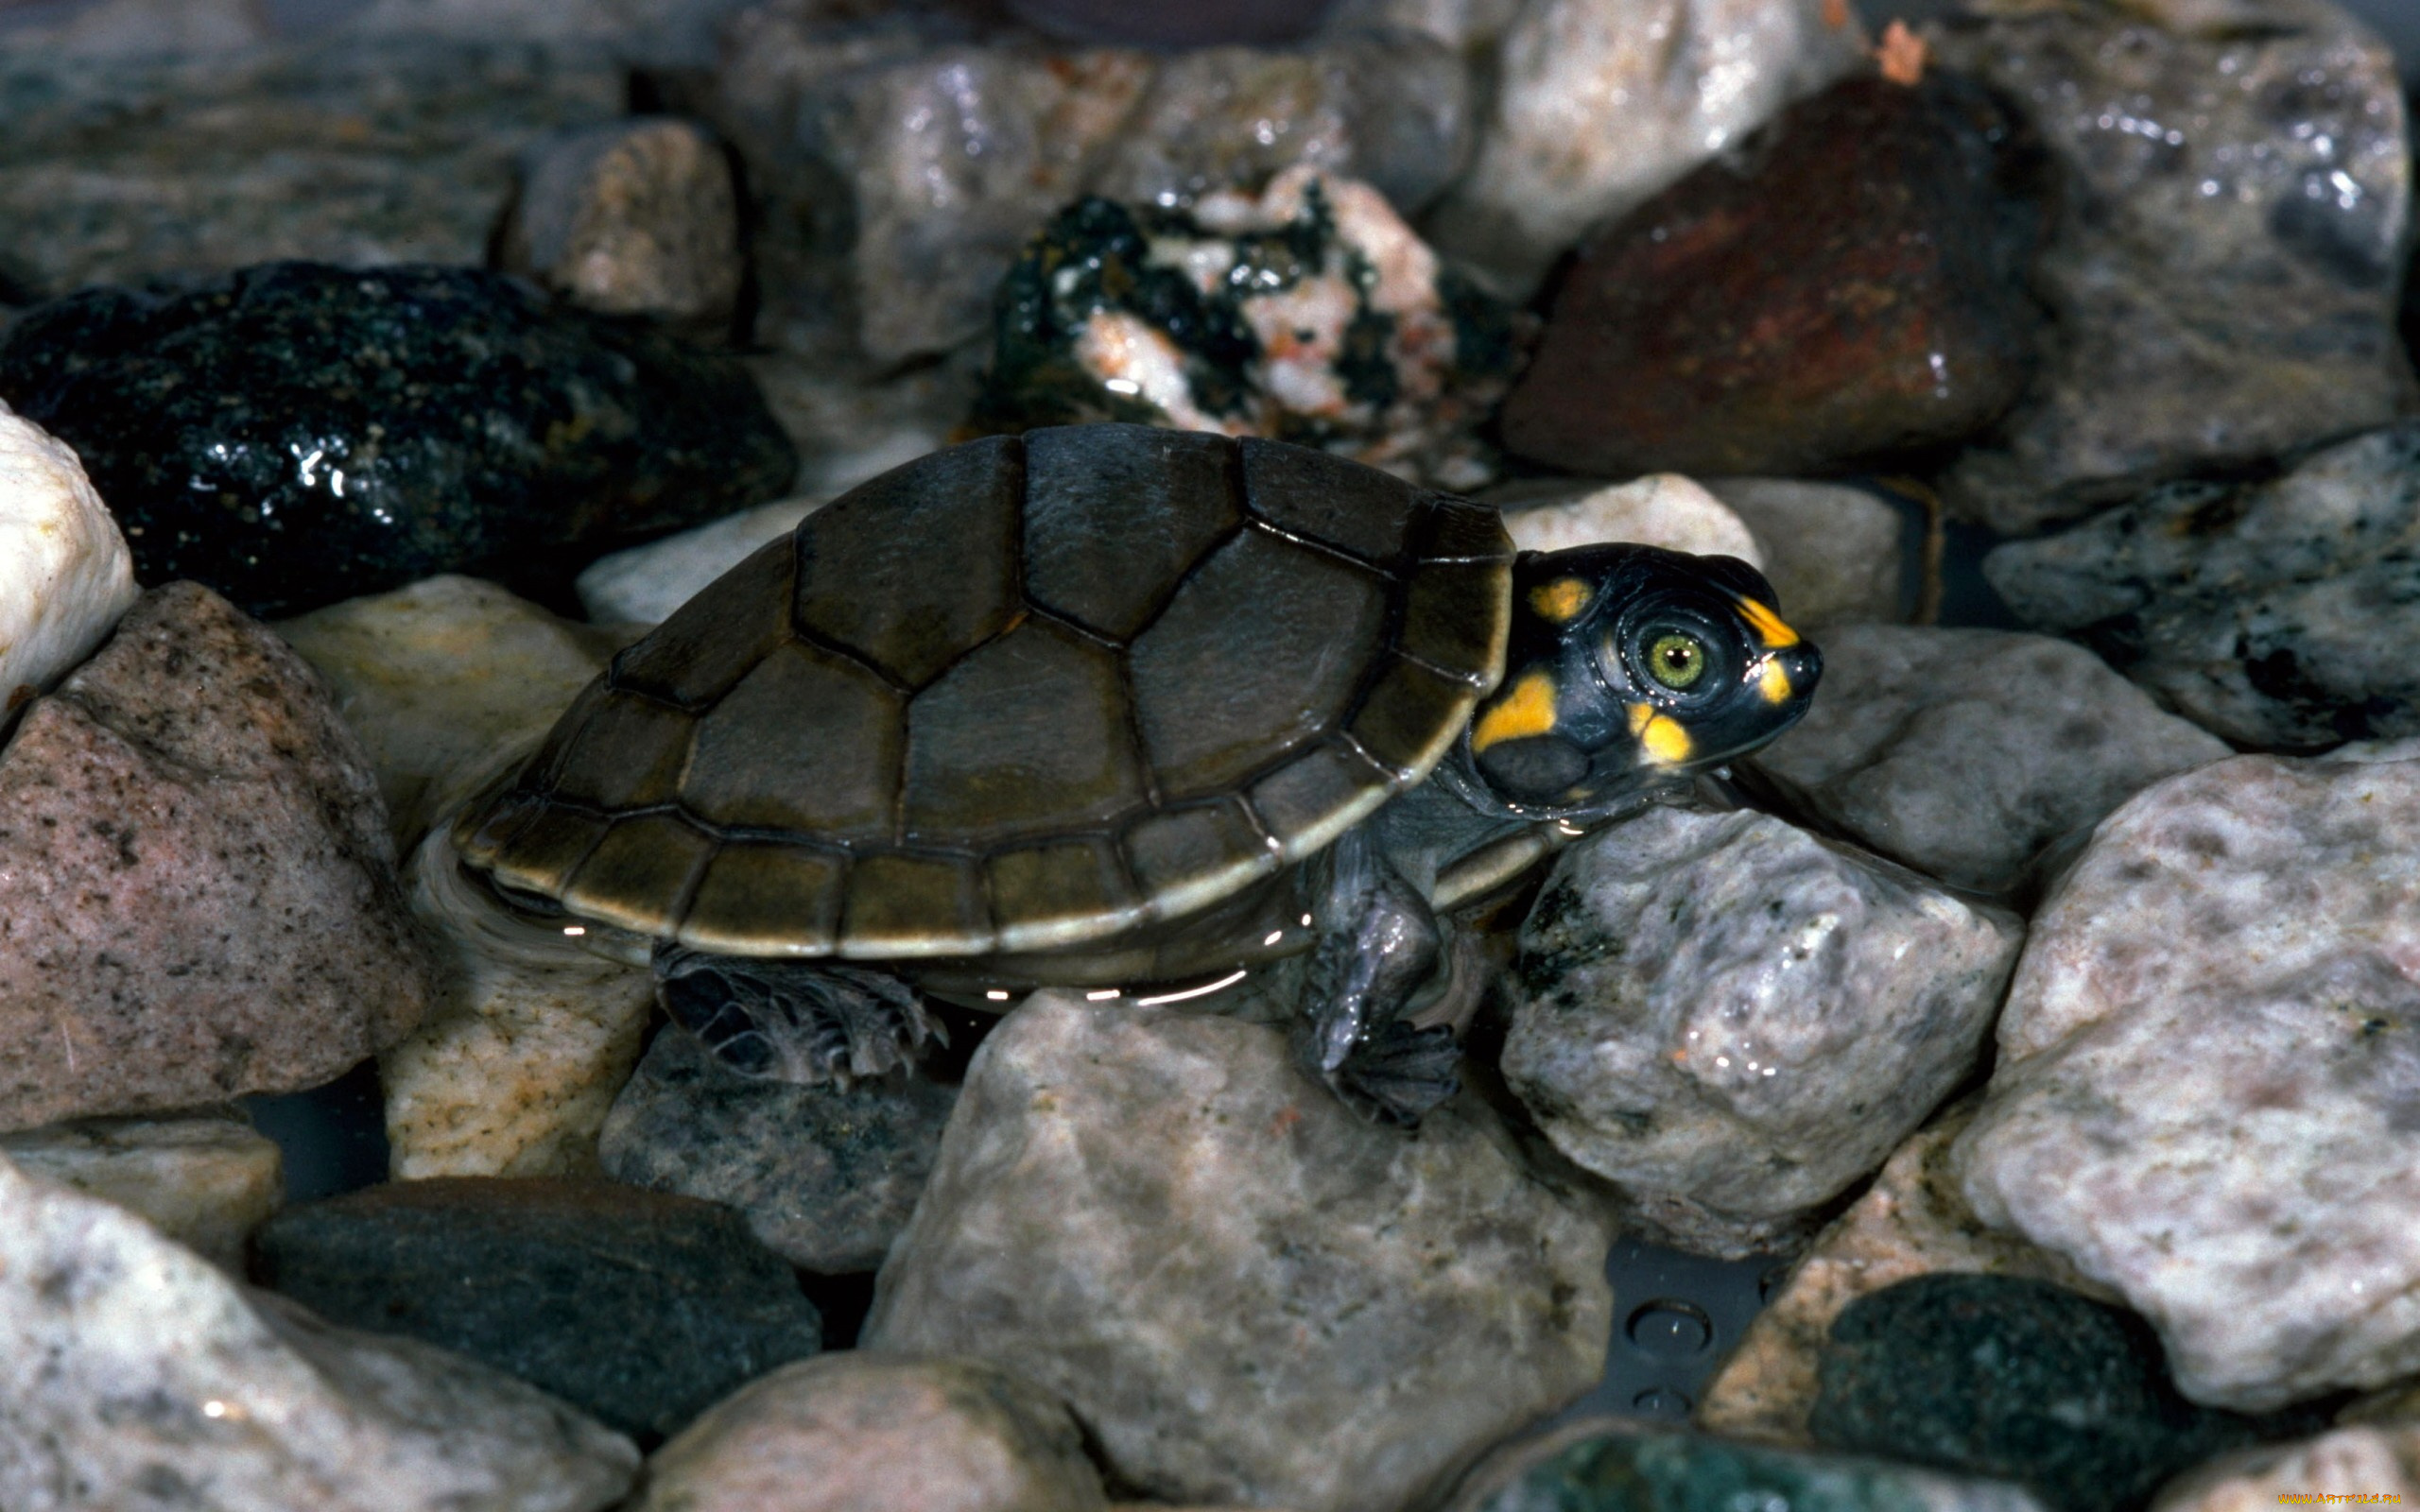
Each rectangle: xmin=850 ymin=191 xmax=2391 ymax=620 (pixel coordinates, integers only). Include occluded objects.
xmin=0 ymin=583 xmax=430 ymax=1132
xmin=0 ymin=40 xmax=623 ymax=301
xmin=973 ymin=166 xmax=1519 ymax=489
xmin=1811 ymin=1275 xmax=2300 ymax=1512
xmin=254 ymin=1177 xmax=823 ymax=1445
xmin=498 ymin=117 xmax=743 ymax=327
xmin=1426 ymin=0 xmax=1869 ymax=296
xmin=1985 ymin=424 xmax=2420 ymax=752
xmin=629 ymin=1352 xmax=1109 ymax=1512
xmin=1504 ymin=805 xmax=2024 ymax=1257
xmin=1952 ymin=748 xmax=2420 ymax=1409
xmin=0 ymin=403 xmax=138 ymax=720
xmin=1501 ymin=73 xmax=2046 ymax=478
xmin=574 ymin=495 xmax=822 ymax=626
xmin=1440 ymin=1417 xmax=2048 ymax=1512
xmin=0 ymin=1111 xmax=282 ymax=1272
xmin=277 ymin=575 xmax=629 ymax=853
xmin=0 ymin=1153 xmax=639 ymax=1512
xmin=1489 ymin=474 xmax=1765 ymax=565
xmin=1704 ymin=477 xmax=1909 ymax=627
xmin=0 ymin=262 xmax=797 ymax=618
xmin=600 ymin=1026 xmax=958 ymax=1275
xmin=384 ymin=813 xmax=657 ymax=1179
xmin=1696 ymin=1104 xmax=2117 ymax=1447
xmin=863 ymin=992 xmax=1616 ymax=1512
xmin=1929 ymin=0 xmax=2415 ymax=534
xmin=1751 ymin=625 xmax=2230 ymax=896
xmin=2152 ymin=1425 xmax=2420 ymax=1511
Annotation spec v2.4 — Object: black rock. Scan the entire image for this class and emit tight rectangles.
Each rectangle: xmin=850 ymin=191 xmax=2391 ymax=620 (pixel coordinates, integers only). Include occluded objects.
xmin=252 ymin=1176 xmax=823 ymax=1445
xmin=0 ymin=262 xmax=796 ymax=617
xmin=1809 ymin=1274 xmax=2325 ymax=1512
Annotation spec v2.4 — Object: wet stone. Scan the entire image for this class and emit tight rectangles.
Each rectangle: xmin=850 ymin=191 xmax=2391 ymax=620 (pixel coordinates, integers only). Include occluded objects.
xmin=1984 ymin=424 xmax=2420 ymax=752
xmin=974 ymin=168 xmax=1520 ymax=490
xmin=1703 ymin=477 xmax=1910 ymax=627
xmin=629 ymin=1352 xmax=1110 ymax=1512
xmin=1504 ymin=804 xmax=2024 ymax=1258
xmin=0 ymin=401 xmax=137 ymax=722
xmin=0 ymin=1153 xmax=638 ymax=1512
xmin=497 ymin=117 xmax=744 ymax=329
xmin=1928 ymin=0 xmax=2414 ymax=534
xmin=1501 ymin=72 xmax=2048 ymax=479
xmin=1440 ymin=1416 xmax=2049 ymax=1512
xmin=1750 ymin=625 xmax=2229 ymax=897
xmin=1810 ymin=1275 xmax=2317 ymax=1512
xmin=0 ymin=261 xmax=796 ymax=618
xmin=0 ymin=583 xmax=431 ymax=1131
xmin=253 ymin=1176 xmax=824 ymax=1446
xmin=0 ymin=1109 xmax=283 ymax=1272
xmin=598 ymin=1025 xmax=959 ymax=1276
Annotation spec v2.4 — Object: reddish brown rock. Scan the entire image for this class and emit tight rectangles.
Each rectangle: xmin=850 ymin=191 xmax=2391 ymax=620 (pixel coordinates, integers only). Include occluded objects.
xmin=1500 ymin=72 xmax=2047 ymax=478
xmin=0 ymin=582 xmax=430 ymax=1130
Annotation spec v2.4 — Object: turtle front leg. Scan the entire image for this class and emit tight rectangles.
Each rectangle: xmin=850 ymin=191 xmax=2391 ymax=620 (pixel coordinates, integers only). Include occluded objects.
xmin=1298 ymin=826 xmax=1462 ymax=1126
xmin=654 ymin=946 xmax=942 ymax=1088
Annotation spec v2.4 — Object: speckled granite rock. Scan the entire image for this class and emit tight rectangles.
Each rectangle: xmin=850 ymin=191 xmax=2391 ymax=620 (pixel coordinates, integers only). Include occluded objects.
xmin=1501 ymin=72 xmax=2046 ymax=478
xmin=1811 ymin=1275 xmax=2304 ymax=1512
xmin=0 ymin=1110 xmax=282 ymax=1272
xmin=254 ymin=1177 xmax=822 ymax=1445
xmin=0 ymin=262 xmax=796 ymax=618
xmin=1704 ymin=477 xmax=1909 ymax=627
xmin=277 ymin=575 xmax=629 ymax=854
xmin=338 ymin=0 xmax=759 ymax=62
xmin=0 ymin=583 xmax=429 ymax=1132
xmin=1985 ymin=424 xmax=2420 ymax=752
xmin=1324 ymin=0 xmax=1521 ymax=52
xmin=599 ymin=1027 xmax=956 ymax=1275
xmin=0 ymin=1154 xmax=638 ymax=1512
xmin=1008 ymin=0 xmax=1329 ymax=46
xmin=0 ymin=41 xmax=623 ymax=301
xmin=1426 ymin=0 xmax=1869 ymax=297
xmin=864 ymin=991 xmax=1616 ymax=1512
xmin=1504 ymin=805 xmax=2023 ymax=1258
xmin=1929 ymin=0 xmax=2414 ymax=534
xmin=2152 ymin=1425 xmax=2420 ymax=1511
xmin=1440 ymin=1417 xmax=2048 ymax=1512
xmin=575 ymin=495 xmax=823 ymax=625
xmin=1489 ymin=474 xmax=1765 ymax=565
xmin=1697 ymin=1104 xmax=2116 ymax=1447
xmin=0 ymin=402 xmax=137 ymax=721
xmin=1751 ymin=625 xmax=2230 ymax=896
xmin=384 ymin=810 xmax=657 ymax=1179
xmin=1952 ymin=747 xmax=2420 ymax=1410
xmin=498 ymin=118 xmax=743 ymax=328
xmin=629 ymin=1352 xmax=1109 ymax=1512
xmin=974 ymin=167 xmax=1519 ymax=489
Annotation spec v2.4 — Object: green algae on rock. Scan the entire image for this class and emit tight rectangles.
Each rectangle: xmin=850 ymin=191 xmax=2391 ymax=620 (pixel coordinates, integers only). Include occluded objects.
xmin=0 ymin=262 xmax=797 ymax=618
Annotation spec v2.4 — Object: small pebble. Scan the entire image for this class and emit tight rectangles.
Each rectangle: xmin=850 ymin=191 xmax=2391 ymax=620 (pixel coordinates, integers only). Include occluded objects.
xmin=0 ymin=1109 xmax=282 ymax=1272
xmin=0 ymin=401 xmax=137 ymax=722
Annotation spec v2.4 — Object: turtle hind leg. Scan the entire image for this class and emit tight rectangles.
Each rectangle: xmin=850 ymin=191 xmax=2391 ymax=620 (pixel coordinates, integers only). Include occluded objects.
xmin=654 ymin=946 xmax=942 ymax=1089
xmin=1297 ymin=825 xmax=1463 ymax=1126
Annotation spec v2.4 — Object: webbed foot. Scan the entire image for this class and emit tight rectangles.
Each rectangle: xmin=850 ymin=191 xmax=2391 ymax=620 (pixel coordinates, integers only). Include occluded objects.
xmin=654 ymin=946 xmax=942 ymax=1087
xmin=1324 ymin=1019 xmax=1461 ymax=1126
xmin=1298 ymin=825 xmax=1464 ymax=1126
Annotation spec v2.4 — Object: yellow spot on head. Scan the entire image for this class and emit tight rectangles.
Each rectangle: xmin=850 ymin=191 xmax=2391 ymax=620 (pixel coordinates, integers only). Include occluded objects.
xmin=1629 ymin=700 xmax=1693 ymax=765
xmin=1471 ymin=670 xmax=1558 ymax=753
xmin=1759 ymin=658 xmax=1793 ymax=704
xmin=1737 ymin=598 xmax=1801 ymax=649
xmin=1529 ymin=578 xmax=1592 ymax=623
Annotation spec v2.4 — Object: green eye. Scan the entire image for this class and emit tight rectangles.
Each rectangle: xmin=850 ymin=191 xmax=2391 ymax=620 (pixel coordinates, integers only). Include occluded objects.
xmin=1647 ymin=632 xmax=1707 ymax=691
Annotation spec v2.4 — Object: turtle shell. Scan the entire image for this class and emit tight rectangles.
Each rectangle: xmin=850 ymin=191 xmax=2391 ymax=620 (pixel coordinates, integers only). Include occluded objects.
xmin=455 ymin=424 xmax=1513 ymax=958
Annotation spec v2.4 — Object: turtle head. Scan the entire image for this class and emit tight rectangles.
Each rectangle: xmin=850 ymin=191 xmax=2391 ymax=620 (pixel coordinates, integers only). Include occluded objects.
xmin=1461 ymin=543 xmax=1822 ymax=812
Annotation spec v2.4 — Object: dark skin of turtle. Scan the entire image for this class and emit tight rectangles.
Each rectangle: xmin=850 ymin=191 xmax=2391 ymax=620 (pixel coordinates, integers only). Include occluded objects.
xmin=456 ymin=424 xmax=1822 ymax=1125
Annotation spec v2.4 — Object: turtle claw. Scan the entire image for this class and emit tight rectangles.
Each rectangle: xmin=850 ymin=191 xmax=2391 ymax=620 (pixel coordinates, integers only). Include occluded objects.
xmin=655 ymin=948 xmax=940 ymax=1088
xmin=1324 ymin=1020 xmax=1461 ymax=1127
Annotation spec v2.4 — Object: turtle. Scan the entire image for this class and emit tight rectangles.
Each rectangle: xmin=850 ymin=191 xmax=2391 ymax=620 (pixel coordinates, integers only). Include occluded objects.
xmin=450 ymin=422 xmax=1823 ymax=1124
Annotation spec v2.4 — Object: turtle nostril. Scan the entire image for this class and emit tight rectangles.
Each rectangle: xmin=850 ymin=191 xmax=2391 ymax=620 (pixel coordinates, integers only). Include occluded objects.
xmin=1789 ymin=642 xmax=1824 ymax=696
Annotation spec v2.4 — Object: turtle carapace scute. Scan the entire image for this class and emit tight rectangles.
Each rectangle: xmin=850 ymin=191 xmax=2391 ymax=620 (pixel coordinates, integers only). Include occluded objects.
xmin=453 ymin=424 xmax=1823 ymax=1124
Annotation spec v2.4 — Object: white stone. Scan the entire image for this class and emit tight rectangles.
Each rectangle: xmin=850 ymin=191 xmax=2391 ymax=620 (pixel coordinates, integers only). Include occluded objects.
xmin=864 ymin=992 xmax=1616 ymax=1512
xmin=575 ymin=495 xmax=822 ymax=626
xmin=1953 ymin=749 xmax=2420 ymax=1409
xmin=0 ymin=404 xmax=138 ymax=725
xmin=1504 ymin=805 xmax=2023 ymax=1257
xmin=1703 ymin=476 xmax=1905 ymax=626
xmin=1426 ymin=0 xmax=1868 ymax=295
xmin=0 ymin=1111 xmax=282 ymax=1273
xmin=0 ymin=1153 xmax=637 ymax=1512
xmin=1495 ymin=473 xmax=1765 ymax=564
xmin=2152 ymin=1426 xmax=2420 ymax=1511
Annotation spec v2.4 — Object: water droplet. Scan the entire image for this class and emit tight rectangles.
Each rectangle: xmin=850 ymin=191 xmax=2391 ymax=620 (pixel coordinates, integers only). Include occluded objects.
xmin=1627 ymin=1299 xmax=1714 ymax=1357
